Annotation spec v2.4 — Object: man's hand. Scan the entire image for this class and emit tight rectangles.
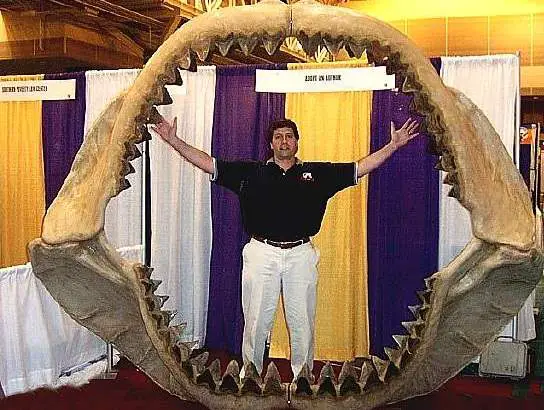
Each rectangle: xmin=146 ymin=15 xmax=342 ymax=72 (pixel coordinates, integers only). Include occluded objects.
xmin=151 ymin=115 xmax=179 ymax=146
xmin=390 ymin=118 xmax=419 ymax=149
xmin=150 ymin=114 xmax=214 ymax=174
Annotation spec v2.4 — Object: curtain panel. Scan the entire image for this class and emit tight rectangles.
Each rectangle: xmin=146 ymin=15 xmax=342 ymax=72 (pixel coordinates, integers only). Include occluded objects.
xmin=438 ymin=55 xmax=519 ymax=268
xmin=151 ymin=66 xmax=216 ymax=346
xmin=0 ymin=263 xmax=105 ymax=396
xmin=0 ymin=74 xmax=45 ymax=268
xmin=42 ymin=72 xmax=86 ymax=209
xmin=205 ymin=64 xmax=287 ymax=355
xmin=269 ymin=61 xmax=372 ymax=362
xmin=84 ymin=69 xmax=143 ymax=250
xmin=367 ymin=89 xmax=440 ymax=356
xmin=438 ymin=55 xmax=534 ymax=340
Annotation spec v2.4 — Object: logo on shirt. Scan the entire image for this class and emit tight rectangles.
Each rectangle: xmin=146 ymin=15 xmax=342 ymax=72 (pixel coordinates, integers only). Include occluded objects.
xmin=301 ymin=172 xmax=314 ymax=182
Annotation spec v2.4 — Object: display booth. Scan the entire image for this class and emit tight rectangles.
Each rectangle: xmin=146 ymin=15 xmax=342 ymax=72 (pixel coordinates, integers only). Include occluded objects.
xmin=0 ymin=54 xmax=534 ymax=396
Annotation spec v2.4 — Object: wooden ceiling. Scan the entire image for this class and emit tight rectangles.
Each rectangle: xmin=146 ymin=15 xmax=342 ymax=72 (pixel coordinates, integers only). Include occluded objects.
xmin=0 ymin=0 xmax=307 ymax=74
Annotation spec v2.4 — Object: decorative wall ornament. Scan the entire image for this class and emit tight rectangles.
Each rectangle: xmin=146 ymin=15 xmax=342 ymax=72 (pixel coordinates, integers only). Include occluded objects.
xmin=29 ymin=0 xmax=543 ymax=409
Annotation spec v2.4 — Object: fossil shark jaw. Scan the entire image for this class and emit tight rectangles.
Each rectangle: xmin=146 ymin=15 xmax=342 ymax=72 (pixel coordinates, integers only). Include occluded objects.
xmin=29 ymin=0 xmax=542 ymax=409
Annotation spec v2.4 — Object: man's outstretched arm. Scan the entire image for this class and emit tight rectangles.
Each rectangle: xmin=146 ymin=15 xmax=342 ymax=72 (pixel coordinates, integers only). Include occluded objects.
xmin=151 ymin=115 xmax=214 ymax=174
xmin=356 ymin=118 xmax=419 ymax=178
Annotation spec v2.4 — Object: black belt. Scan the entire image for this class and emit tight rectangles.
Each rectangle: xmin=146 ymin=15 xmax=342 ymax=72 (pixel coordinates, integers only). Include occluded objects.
xmin=252 ymin=236 xmax=310 ymax=249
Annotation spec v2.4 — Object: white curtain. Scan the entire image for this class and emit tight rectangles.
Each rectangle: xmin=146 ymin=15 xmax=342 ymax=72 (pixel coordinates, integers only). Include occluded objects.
xmin=150 ymin=66 xmax=216 ymax=347
xmin=439 ymin=54 xmax=519 ymax=268
xmin=439 ymin=55 xmax=534 ymax=340
xmin=0 ymin=264 xmax=105 ymax=396
xmin=84 ymin=69 xmax=143 ymax=249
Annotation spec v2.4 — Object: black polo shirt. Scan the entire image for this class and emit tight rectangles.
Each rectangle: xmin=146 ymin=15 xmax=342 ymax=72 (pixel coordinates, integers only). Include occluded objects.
xmin=213 ymin=159 xmax=357 ymax=241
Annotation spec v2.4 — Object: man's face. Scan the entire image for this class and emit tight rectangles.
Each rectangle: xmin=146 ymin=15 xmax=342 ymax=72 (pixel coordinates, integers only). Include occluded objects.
xmin=270 ymin=126 xmax=298 ymax=161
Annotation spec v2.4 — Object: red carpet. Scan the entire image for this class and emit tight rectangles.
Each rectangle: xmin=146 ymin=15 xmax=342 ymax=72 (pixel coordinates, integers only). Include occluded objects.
xmin=1 ymin=355 xmax=543 ymax=410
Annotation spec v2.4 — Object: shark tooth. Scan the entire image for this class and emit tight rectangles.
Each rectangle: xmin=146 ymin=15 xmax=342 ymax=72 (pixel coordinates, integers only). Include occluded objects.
xmin=219 ymin=359 xmax=240 ymax=394
xmin=165 ymin=66 xmax=183 ymax=86
xmin=263 ymin=361 xmax=283 ymax=396
xmin=296 ymin=31 xmax=322 ymax=57
xmin=443 ymin=172 xmax=459 ymax=186
xmin=417 ymin=289 xmax=432 ymax=304
xmin=240 ymin=362 xmax=262 ymax=395
xmin=392 ymin=334 xmax=411 ymax=354
xmin=150 ymin=278 xmax=162 ymax=292
xmin=338 ymin=361 xmax=361 ymax=396
xmin=121 ymin=161 xmax=135 ymax=177
xmin=316 ymin=362 xmax=337 ymax=397
xmin=158 ymin=88 xmax=173 ymax=106
xmin=408 ymin=305 xmax=422 ymax=319
xmin=145 ymin=295 xmax=169 ymax=311
xmin=346 ymin=38 xmax=367 ymax=59
xmin=359 ymin=360 xmax=376 ymax=389
xmin=189 ymin=351 xmax=209 ymax=374
xmin=146 ymin=106 xmax=162 ymax=124
xmin=384 ymin=346 xmax=404 ymax=369
xmin=216 ymin=35 xmax=235 ymax=57
xmin=237 ymin=35 xmax=259 ymax=56
xmin=402 ymin=318 xmax=425 ymax=337
xmin=133 ymin=263 xmax=152 ymax=279
xmin=196 ymin=358 xmax=221 ymax=392
xmin=448 ymin=185 xmax=461 ymax=199
xmin=192 ymin=39 xmax=212 ymax=61
xmin=136 ymin=124 xmax=152 ymax=143
xmin=118 ymin=178 xmax=130 ymax=193
xmin=294 ymin=363 xmax=314 ymax=396
xmin=178 ymin=50 xmax=192 ymax=70
xmin=124 ymin=141 xmax=142 ymax=161
xmin=169 ymin=323 xmax=187 ymax=342
xmin=323 ymin=36 xmax=344 ymax=58
xmin=371 ymin=355 xmax=390 ymax=382
xmin=262 ymin=33 xmax=284 ymax=55
xmin=175 ymin=340 xmax=197 ymax=362
xmin=425 ymin=276 xmax=437 ymax=290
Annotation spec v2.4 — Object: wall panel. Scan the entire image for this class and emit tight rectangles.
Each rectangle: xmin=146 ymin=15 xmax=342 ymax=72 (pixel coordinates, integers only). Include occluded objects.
xmin=448 ymin=16 xmax=488 ymax=56
xmin=407 ymin=18 xmax=446 ymax=58
xmin=489 ymin=15 xmax=531 ymax=65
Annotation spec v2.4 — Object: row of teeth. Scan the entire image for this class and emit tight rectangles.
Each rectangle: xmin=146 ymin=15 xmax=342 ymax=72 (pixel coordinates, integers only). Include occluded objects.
xmin=116 ymin=31 xmax=459 ymax=399
xmin=130 ymin=263 xmax=435 ymax=398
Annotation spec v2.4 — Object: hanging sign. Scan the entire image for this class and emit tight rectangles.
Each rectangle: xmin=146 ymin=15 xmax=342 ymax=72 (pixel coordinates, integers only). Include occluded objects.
xmin=255 ymin=66 xmax=395 ymax=93
xmin=0 ymin=79 xmax=76 ymax=101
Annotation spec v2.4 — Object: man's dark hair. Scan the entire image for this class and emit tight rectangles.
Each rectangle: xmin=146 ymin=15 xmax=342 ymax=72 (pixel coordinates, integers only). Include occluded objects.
xmin=267 ymin=119 xmax=300 ymax=143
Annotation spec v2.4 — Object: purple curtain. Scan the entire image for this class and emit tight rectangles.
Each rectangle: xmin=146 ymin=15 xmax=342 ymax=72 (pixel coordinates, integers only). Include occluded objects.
xmin=42 ymin=72 xmax=86 ymax=208
xmin=367 ymin=58 xmax=441 ymax=356
xmin=205 ymin=65 xmax=286 ymax=355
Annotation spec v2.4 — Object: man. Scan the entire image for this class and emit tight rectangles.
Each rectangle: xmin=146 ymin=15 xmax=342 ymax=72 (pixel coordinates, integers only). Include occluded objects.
xmin=151 ymin=115 xmax=418 ymax=380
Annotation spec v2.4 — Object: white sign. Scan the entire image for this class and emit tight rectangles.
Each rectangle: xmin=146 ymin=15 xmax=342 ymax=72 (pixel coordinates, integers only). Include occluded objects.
xmin=255 ymin=66 xmax=395 ymax=93
xmin=0 ymin=79 xmax=76 ymax=101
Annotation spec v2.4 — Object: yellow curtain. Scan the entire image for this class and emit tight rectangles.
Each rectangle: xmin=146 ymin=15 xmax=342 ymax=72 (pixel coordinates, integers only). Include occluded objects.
xmin=0 ymin=74 xmax=45 ymax=267
xmin=269 ymin=61 xmax=371 ymax=361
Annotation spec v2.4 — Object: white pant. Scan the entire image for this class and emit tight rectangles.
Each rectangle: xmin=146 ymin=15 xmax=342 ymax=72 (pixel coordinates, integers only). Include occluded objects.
xmin=241 ymin=238 xmax=319 ymax=378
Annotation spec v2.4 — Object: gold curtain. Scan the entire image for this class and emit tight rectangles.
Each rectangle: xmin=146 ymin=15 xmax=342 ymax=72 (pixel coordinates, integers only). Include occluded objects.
xmin=269 ymin=61 xmax=371 ymax=361
xmin=0 ymin=74 xmax=45 ymax=267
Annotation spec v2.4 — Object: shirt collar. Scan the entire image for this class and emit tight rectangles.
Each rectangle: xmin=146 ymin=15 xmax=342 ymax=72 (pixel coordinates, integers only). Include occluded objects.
xmin=266 ymin=157 xmax=304 ymax=166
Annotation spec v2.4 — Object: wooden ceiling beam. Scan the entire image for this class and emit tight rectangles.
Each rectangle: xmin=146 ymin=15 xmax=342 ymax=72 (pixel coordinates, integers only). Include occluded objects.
xmin=59 ymin=0 xmax=164 ymax=28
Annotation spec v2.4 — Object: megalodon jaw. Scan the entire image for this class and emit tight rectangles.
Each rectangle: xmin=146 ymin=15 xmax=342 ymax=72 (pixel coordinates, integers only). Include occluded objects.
xmin=29 ymin=1 xmax=543 ymax=409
